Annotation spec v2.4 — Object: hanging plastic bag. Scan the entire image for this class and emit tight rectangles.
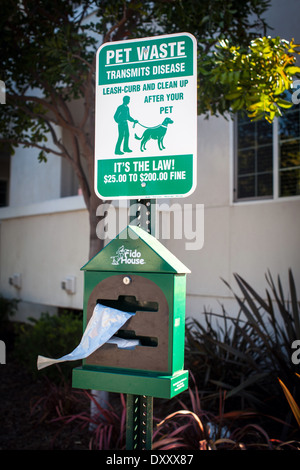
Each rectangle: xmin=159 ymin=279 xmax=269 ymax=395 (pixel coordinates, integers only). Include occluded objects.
xmin=37 ymin=303 xmax=135 ymax=370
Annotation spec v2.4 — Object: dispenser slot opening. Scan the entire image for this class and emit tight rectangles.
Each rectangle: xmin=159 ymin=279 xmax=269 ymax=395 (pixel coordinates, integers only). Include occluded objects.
xmin=115 ymin=329 xmax=158 ymax=347
xmin=98 ymin=295 xmax=158 ymax=313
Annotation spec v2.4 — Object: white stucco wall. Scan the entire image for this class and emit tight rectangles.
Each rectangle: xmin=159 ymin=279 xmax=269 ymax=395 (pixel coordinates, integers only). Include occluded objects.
xmin=0 ymin=197 xmax=88 ymax=321
xmin=9 ymin=127 xmax=63 ymax=207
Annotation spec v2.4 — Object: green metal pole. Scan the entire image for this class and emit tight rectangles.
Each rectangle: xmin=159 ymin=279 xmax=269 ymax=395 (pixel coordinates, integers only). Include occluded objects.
xmin=126 ymin=198 xmax=156 ymax=450
xmin=129 ymin=199 xmax=156 ymax=235
xmin=126 ymin=394 xmax=153 ymax=450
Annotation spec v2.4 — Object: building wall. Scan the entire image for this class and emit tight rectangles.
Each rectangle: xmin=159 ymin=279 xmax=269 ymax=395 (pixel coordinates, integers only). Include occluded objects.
xmin=0 ymin=197 xmax=88 ymax=321
xmin=9 ymin=129 xmax=63 ymax=207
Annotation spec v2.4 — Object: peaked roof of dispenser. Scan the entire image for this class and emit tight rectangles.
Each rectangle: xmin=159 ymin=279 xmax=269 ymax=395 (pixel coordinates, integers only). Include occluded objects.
xmin=81 ymin=225 xmax=190 ymax=274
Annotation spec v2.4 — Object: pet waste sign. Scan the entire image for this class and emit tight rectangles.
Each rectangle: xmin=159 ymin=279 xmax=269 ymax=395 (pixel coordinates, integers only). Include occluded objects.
xmin=94 ymin=33 xmax=197 ymax=200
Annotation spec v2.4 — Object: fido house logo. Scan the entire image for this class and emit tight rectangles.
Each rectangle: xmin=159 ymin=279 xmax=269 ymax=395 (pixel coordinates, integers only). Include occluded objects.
xmin=94 ymin=33 xmax=197 ymax=200
xmin=110 ymin=246 xmax=145 ymax=266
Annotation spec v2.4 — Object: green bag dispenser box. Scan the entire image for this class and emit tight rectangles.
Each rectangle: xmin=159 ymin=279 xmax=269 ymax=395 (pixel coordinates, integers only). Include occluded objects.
xmin=72 ymin=225 xmax=190 ymax=399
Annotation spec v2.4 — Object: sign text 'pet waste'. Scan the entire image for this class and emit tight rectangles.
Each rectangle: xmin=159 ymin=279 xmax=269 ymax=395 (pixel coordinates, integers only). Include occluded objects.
xmin=94 ymin=33 xmax=197 ymax=199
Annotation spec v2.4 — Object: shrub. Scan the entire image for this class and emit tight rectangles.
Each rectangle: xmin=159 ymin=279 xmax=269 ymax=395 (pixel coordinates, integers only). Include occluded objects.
xmin=52 ymin=391 xmax=126 ymax=450
xmin=14 ymin=310 xmax=83 ymax=383
xmin=185 ymin=270 xmax=300 ymax=439
xmin=0 ymin=295 xmax=19 ymax=350
xmin=0 ymin=295 xmax=18 ymax=323
xmin=31 ymin=377 xmax=90 ymax=424
xmin=153 ymin=381 xmax=300 ymax=450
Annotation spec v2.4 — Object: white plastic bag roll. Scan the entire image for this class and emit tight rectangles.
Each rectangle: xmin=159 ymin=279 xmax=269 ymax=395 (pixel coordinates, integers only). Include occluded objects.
xmin=37 ymin=303 xmax=135 ymax=370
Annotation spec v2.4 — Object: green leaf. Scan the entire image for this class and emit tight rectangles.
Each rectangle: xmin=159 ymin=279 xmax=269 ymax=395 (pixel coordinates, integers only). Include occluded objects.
xmin=225 ymin=91 xmax=242 ymax=100
xmin=38 ymin=151 xmax=47 ymax=163
xmin=286 ymin=66 xmax=300 ymax=74
xmin=276 ymin=98 xmax=293 ymax=109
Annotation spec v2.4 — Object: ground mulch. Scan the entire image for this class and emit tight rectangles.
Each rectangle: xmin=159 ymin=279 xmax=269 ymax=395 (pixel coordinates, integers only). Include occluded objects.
xmin=0 ymin=354 xmax=92 ymax=450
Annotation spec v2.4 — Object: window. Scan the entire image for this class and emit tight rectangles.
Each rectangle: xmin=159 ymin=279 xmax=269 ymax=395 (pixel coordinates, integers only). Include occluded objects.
xmin=0 ymin=180 xmax=8 ymax=206
xmin=234 ymin=104 xmax=300 ymax=201
xmin=278 ymin=106 xmax=300 ymax=197
xmin=0 ymin=151 xmax=10 ymax=206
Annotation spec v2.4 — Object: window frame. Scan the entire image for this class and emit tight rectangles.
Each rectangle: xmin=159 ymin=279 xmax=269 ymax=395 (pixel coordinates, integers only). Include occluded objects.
xmin=233 ymin=111 xmax=300 ymax=204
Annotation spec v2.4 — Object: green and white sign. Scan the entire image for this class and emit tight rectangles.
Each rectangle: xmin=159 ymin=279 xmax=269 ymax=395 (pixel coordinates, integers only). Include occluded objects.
xmin=94 ymin=33 xmax=197 ymax=200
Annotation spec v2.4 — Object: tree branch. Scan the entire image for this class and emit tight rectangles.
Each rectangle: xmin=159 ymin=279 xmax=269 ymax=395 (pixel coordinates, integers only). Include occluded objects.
xmin=0 ymin=136 xmax=65 ymax=158
xmin=103 ymin=3 xmax=128 ymax=43
xmin=79 ymin=69 xmax=95 ymax=134
xmin=44 ymin=120 xmax=73 ymax=163
xmin=72 ymin=54 xmax=94 ymax=70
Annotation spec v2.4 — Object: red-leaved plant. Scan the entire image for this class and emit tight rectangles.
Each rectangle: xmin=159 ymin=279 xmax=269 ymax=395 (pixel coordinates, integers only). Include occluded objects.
xmin=152 ymin=376 xmax=300 ymax=450
xmin=52 ymin=390 xmax=126 ymax=450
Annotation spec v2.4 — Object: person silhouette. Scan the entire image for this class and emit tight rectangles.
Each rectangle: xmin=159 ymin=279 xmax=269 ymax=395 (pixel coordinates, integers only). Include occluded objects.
xmin=114 ymin=96 xmax=138 ymax=155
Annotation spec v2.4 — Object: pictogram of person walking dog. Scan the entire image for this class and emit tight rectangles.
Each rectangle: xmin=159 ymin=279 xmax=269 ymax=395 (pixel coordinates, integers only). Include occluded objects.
xmin=114 ymin=95 xmax=173 ymax=154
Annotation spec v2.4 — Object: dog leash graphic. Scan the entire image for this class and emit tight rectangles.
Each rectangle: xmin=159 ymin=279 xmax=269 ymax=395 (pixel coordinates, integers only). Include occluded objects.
xmin=133 ymin=121 xmax=167 ymax=129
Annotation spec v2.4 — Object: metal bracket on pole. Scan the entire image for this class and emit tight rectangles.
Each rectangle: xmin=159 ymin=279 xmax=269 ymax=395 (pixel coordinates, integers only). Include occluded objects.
xmin=127 ymin=198 xmax=156 ymax=450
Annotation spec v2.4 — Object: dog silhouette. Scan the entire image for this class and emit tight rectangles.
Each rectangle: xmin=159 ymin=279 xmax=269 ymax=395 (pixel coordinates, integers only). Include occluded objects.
xmin=135 ymin=117 xmax=173 ymax=151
